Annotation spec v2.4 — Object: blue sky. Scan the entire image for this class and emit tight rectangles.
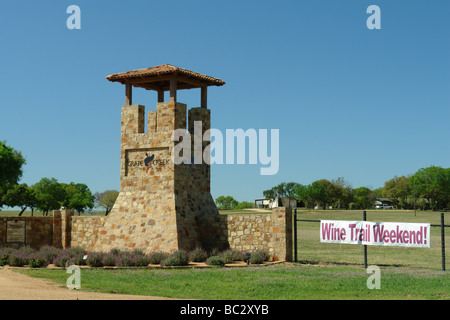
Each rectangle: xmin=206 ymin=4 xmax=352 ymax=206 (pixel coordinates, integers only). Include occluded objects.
xmin=1 ymin=0 xmax=449 ymax=203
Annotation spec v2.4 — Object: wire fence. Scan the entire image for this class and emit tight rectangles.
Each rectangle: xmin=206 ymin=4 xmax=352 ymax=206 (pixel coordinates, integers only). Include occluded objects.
xmin=293 ymin=210 xmax=448 ymax=271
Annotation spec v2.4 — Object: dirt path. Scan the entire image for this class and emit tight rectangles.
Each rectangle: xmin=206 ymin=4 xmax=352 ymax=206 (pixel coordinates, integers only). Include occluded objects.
xmin=0 ymin=267 xmax=174 ymax=300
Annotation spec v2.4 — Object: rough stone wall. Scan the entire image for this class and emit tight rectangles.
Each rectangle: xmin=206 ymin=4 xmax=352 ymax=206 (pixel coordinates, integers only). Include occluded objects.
xmin=0 ymin=217 xmax=53 ymax=249
xmin=71 ymin=216 xmax=107 ymax=251
xmin=64 ymin=207 xmax=293 ymax=261
xmin=196 ymin=207 xmax=293 ymax=261
xmin=174 ymin=107 xmax=219 ymax=251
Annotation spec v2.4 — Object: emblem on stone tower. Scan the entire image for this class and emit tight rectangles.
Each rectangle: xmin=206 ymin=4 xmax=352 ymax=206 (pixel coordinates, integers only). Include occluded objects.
xmin=144 ymin=153 xmax=155 ymax=172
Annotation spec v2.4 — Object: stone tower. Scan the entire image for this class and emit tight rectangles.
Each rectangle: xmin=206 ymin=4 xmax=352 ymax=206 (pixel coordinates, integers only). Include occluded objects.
xmin=92 ymin=65 xmax=225 ymax=253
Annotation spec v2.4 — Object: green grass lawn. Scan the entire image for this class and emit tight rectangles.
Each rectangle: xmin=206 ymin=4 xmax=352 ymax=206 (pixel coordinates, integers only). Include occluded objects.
xmin=16 ymin=264 xmax=449 ymax=300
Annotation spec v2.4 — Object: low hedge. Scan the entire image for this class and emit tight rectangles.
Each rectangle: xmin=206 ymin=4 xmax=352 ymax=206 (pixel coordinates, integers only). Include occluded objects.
xmin=0 ymin=246 xmax=271 ymax=268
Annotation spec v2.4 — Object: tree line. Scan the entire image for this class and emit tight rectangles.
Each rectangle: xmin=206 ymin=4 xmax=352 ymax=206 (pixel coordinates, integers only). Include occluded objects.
xmin=0 ymin=141 xmax=118 ymax=215
xmin=263 ymin=166 xmax=450 ymax=211
xmin=215 ymin=195 xmax=253 ymax=210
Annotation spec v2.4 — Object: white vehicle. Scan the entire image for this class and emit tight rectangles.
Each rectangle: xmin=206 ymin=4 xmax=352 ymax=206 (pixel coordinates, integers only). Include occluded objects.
xmin=376 ymin=204 xmax=393 ymax=209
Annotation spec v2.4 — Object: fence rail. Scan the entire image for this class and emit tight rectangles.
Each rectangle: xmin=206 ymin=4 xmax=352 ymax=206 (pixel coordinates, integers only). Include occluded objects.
xmin=293 ymin=210 xmax=448 ymax=271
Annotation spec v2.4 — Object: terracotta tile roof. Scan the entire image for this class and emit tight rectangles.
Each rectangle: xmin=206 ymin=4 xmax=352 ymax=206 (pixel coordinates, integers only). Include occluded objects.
xmin=106 ymin=64 xmax=225 ymax=91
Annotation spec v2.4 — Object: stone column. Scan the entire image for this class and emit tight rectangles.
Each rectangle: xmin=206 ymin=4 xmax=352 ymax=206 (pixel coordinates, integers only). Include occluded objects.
xmin=53 ymin=211 xmax=62 ymax=248
xmin=58 ymin=210 xmax=75 ymax=248
xmin=271 ymin=207 xmax=293 ymax=262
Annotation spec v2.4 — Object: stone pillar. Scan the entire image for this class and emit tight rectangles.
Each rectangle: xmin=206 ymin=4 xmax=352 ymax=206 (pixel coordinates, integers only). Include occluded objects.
xmin=52 ymin=211 xmax=62 ymax=248
xmin=53 ymin=210 xmax=74 ymax=248
xmin=271 ymin=207 xmax=293 ymax=262
xmin=61 ymin=210 xmax=74 ymax=248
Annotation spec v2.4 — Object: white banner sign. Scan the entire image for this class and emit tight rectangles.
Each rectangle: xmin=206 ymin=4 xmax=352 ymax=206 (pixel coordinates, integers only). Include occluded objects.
xmin=320 ymin=220 xmax=430 ymax=248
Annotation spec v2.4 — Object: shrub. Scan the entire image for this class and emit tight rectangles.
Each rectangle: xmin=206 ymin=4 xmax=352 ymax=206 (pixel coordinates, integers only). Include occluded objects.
xmin=161 ymin=250 xmax=189 ymax=267
xmin=189 ymin=247 xmax=209 ymax=262
xmin=249 ymin=253 xmax=264 ymax=265
xmin=206 ymin=256 xmax=225 ymax=267
xmin=249 ymin=250 xmax=270 ymax=264
xmin=130 ymin=249 xmax=146 ymax=256
xmin=208 ymin=248 xmax=219 ymax=257
xmin=110 ymin=248 xmax=125 ymax=256
xmin=0 ymin=248 xmax=14 ymax=256
xmin=68 ymin=254 xmax=86 ymax=266
xmin=116 ymin=255 xmax=135 ymax=267
xmin=39 ymin=246 xmax=62 ymax=264
xmin=0 ymin=254 xmax=8 ymax=266
xmin=28 ymin=253 xmax=49 ymax=268
xmin=132 ymin=254 xmax=151 ymax=267
xmin=18 ymin=246 xmax=35 ymax=256
xmin=220 ymin=249 xmax=244 ymax=263
xmin=64 ymin=247 xmax=87 ymax=266
xmin=86 ymin=252 xmax=104 ymax=267
xmin=148 ymin=251 xmax=169 ymax=265
xmin=0 ymin=248 xmax=13 ymax=266
xmin=8 ymin=253 xmax=28 ymax=267
xmin=53 ymin=252 xmax=72 ymax=268
xmin=101 ymin=253 xmax=117 ymax=267
xmin=255 ymin=249 xmax=270 ymax=262
xmin=65 ymin=247 xmax=87 ymax=257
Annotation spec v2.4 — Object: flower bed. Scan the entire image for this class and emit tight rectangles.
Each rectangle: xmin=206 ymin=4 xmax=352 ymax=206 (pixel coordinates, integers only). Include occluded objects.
xmin=0 ymin=246 xmax=274 ymax=269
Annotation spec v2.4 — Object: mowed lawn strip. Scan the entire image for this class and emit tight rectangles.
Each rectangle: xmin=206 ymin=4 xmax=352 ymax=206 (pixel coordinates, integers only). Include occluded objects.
xmin=16 ymin=264 xmax=449 ymax=300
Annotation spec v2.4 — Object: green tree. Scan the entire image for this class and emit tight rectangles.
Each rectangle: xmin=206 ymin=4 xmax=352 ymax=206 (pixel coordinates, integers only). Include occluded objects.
xmin=262 ymin=188 xmax=276 ymax=200
xmin=294 ymin=184 xmax=311 ymax=208
xmin=263 ymin=182 xmax=300 ymax=207
xmin=382 ymin=176 xmax=410 ymax=209
xmin=2 ymin=183 xmax=37 ymax=216
xmin=284 ymin=182 xmax=300 ymax=199
xmin=0 ymin=141 xmax=26 ymax=208
xmin=215 ymin=196 xmax=239 ymax=210
xmin=373 ymin=187 xmax=383 ymax=198
xmin=330 ymin=177 xmax=353 ymax=209
xmin=409 ymin=166 xmax=450 ymax=211
xmin=234 ymin=201 xmax=254 ymax=209
xmin=353 ymin=187 xmax=376 ymax=209
xmin=62 ymin=182 xmax=95 ymax=215
xmin=315 ymin=179 xmax=339 ymax=209
xmin=32 ymin=178 xmax=66 ymax=215
xmin=295 ymin=182 xmax=326 ymax=209
xmin=95 ymin=190 xmax=119 ymax=216
xmin=309 ymin=181 xmax=327 ymax=209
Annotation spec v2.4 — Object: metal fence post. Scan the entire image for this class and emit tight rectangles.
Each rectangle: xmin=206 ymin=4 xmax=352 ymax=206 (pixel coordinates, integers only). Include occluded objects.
xmin=441 ymin=213 xmax=446 ymax=271
xmin=363 ymin=210 xmax=368 ymax=269
xmin=294 ymin=209 xmax=298 ymax=263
